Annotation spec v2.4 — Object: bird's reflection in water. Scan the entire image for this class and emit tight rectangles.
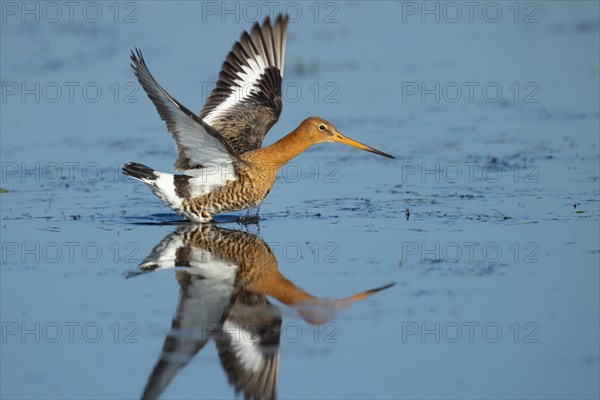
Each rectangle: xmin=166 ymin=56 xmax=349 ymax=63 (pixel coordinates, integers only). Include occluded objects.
xmin=128 ymin=224 xmax=394 ymax=400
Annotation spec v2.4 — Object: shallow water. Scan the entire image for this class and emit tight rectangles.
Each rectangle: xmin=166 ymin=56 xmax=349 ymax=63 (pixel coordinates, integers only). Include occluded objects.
xmin=1 ymin=1 xmax=599 ymax=399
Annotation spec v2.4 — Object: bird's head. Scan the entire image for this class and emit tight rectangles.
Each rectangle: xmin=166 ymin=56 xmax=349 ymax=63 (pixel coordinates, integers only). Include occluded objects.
xmin=299 ymin=117 xmax=395 ymax=159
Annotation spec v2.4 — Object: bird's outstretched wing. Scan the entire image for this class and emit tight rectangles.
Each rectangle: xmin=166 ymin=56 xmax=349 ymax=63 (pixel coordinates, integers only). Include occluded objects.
xmin=200 ymin=15 xmax=288 ymax=154
xmin=131 ymin=49 xmax=242 ymax=171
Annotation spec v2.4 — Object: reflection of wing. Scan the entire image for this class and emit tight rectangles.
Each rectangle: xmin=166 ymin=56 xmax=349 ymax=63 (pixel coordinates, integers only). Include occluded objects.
xmin=131 ymin=49 xmax=241 ymax=171
xmin=216 ymin=292 xmax=281 ymax=400
xmin=136 ymin=225 xmax=239 ymax=400
xmin=142 ymin=271 xmax=236 ymax=400
xmin=200 ymin=15 xmax=288 ymax=154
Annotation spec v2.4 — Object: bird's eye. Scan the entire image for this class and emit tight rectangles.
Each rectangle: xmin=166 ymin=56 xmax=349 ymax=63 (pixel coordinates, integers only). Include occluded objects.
xmin=319 ymin=125 xmax=326 ymax=131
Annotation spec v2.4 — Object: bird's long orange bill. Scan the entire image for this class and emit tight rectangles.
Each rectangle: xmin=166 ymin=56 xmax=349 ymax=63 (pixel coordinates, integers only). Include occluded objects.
xmin=334 ymin=133 xmax=395 ymax=159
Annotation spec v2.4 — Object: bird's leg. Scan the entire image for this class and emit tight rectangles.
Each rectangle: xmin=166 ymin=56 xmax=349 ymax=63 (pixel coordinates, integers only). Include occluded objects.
xmin=240 ymin=205 xmax=261 ymax=223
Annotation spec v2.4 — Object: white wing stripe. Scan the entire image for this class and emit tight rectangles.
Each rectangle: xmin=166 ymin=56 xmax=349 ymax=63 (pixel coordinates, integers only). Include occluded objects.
xmin=203 ymin=54 xmax=267 ymax=126
xmin=223 ymin=320 xmax=266 ymax=372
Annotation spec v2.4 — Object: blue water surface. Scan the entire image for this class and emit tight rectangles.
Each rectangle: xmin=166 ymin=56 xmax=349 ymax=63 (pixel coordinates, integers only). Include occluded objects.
xmin=1 ymin=1 xmax=599 ymax=399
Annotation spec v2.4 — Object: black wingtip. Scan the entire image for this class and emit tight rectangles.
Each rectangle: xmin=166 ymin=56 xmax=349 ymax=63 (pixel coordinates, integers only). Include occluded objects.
xmin=130 ymin=47 xmax=145 ymax=70
xmin=256 ymin=13 xmax=289 ymax=30
xmin=275 ymin=13 xmax=289 ymax=25
xmin=123 ymin=269 xmax=148 ymax=279
xmin=250 ymin=19 xmax=262 ymax=34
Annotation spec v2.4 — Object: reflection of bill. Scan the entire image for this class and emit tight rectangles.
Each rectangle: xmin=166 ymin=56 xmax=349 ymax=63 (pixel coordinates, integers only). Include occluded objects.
xmin=127 ymin=224 xmax=394 ymax=400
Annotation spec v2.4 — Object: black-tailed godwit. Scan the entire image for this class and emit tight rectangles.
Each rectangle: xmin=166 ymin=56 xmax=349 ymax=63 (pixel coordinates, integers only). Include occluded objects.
xmin=123 ymin=15 xmax=393 ymax=222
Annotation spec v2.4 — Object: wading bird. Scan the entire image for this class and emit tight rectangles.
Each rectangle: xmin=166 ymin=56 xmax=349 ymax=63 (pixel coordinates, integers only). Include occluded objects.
xmin=123 ymin=15 xmax=394 ymax=222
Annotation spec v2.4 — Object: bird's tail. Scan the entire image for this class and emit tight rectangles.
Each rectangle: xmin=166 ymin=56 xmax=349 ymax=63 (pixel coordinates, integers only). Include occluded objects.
xmin=122 ymin=162 xmax=157 ymax=183
xmin=122 ymin=162 xmax=183 ymax=211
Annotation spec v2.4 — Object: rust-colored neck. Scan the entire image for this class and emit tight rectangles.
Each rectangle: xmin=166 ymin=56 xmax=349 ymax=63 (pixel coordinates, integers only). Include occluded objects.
xmin=249 ymin=270 xmax=315 ymax=306
xmin=254 ymin=126 xmax=315 ymax=169
xmin=247 ymin=267 xmax=386 ymax=324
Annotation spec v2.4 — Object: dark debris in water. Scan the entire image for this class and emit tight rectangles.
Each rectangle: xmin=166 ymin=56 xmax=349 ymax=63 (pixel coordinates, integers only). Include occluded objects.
xmin=550 ymin=18 xmax=600 ymax=34
xmin=38 ymin=227 xmax=60 ymax=232
xmin=407 ymin=261 xmax=510 ymax=277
